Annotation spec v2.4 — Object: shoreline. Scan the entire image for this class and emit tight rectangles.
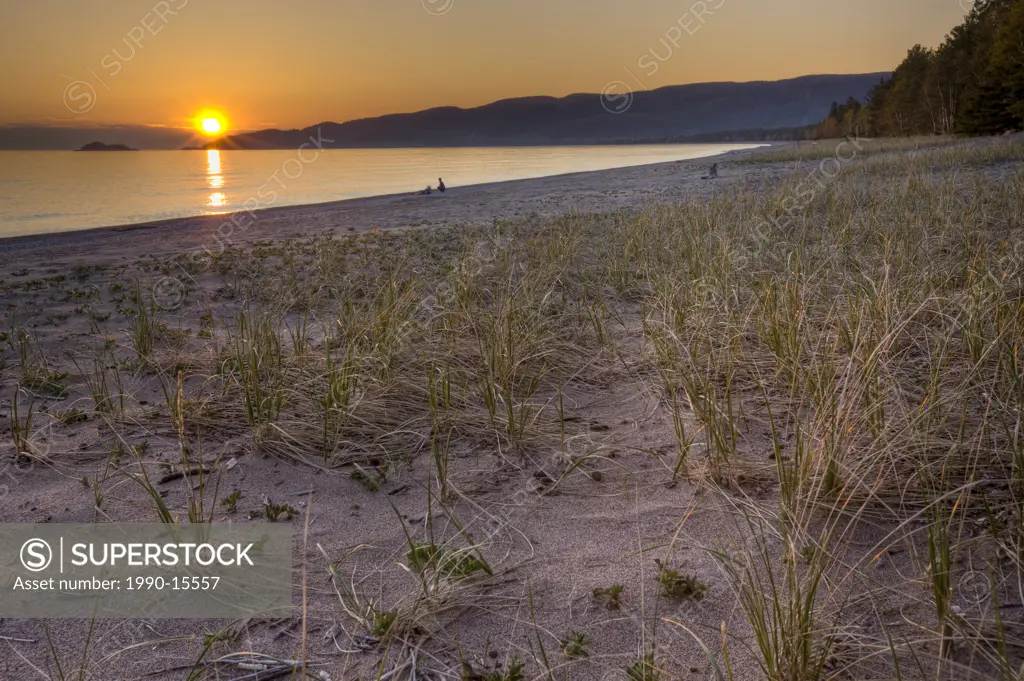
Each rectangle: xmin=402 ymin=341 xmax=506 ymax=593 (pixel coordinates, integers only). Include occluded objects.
xmin=0 ymin=143 xmax=784 ymax=264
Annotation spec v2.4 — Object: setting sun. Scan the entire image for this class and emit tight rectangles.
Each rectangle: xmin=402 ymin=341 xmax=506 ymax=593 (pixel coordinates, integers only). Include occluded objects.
xmin=194 ymin=109 xmax=228 ymax=136
xmin=200 ymin=117 xmax=222 ymax=135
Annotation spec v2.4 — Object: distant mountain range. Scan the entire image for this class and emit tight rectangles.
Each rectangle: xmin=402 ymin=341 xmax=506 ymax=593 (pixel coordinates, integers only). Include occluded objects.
xmin=0 ymin=73 xmax=886 ymax=150
xmin=206 ymin=73 xmax=887 ymax=150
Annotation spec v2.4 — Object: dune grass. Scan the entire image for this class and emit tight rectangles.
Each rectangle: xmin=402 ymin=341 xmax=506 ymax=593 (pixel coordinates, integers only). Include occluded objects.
xmin=4 ymin=136 xmax=1024 ymax=679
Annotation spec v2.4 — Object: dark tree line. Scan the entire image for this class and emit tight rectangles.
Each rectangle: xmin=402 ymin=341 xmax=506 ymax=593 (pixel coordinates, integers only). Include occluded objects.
xmin=815 ymin=0 xmax=1024 ymax=137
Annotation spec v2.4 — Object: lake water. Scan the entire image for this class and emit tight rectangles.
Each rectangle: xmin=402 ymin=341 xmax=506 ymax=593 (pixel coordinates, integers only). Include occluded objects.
xmin=0 ymin=144 xmax=761 ymax=238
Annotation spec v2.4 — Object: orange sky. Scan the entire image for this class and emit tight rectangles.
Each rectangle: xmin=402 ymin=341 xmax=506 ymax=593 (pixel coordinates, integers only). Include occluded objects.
xmin=0 ymin=0 xmax=969 ymax=131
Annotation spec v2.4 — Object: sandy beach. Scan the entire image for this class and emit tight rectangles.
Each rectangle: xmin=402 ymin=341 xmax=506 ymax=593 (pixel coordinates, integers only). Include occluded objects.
xmin=0 ymin=144 xmax=792 ymax=680
xmin=2 ymin=135 xmax=1023 ymax=680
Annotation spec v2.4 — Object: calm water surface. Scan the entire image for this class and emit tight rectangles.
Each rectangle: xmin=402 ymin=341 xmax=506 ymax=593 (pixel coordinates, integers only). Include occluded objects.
xmin=0 ymin=144 xmax=761 ymax=238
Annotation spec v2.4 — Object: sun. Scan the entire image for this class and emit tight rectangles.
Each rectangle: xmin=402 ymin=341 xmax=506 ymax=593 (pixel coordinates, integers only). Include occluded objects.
xmin=200 ymin=117 xmax=222 ymax=135
xmin=194 ymin=110 xmax=228 ymax=136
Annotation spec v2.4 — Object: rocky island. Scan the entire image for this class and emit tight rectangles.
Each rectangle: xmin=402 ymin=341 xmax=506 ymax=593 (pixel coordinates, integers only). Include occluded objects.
xmin=75 ymin=141 xmax=138 ymax=151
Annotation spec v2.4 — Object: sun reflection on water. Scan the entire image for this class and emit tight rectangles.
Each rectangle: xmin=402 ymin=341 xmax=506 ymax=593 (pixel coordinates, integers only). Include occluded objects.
xmin=206 ymin=150 xmax=226 ymax=210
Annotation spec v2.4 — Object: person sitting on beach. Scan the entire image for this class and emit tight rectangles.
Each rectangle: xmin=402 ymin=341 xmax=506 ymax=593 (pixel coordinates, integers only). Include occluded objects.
xmin=437 ymin=178 xmax=446 ymax=193
xmin=701 ymin=163 xmax=719 ymax=180
xmin=418 ymin=185 xmax=433 ymax=195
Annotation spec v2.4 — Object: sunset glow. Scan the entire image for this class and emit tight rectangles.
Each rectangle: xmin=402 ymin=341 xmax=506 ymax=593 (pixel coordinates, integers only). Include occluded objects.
xmin=199 ymin=117 xmax=223 ymax=135
xmin=0 ymin=1 xmax=968 ymax=130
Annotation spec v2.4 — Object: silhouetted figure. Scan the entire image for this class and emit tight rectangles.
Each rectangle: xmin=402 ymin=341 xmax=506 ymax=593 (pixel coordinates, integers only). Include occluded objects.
xmin=418 ymin=185 xmax=433 ymax=195
xmin=701 ymin=163 xmax=719 ymax=180
xmin=437 ymin=178 xmax=446 ymax=193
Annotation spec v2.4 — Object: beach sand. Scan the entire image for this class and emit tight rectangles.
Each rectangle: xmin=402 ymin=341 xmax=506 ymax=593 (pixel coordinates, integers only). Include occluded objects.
xmin=7 ymin=138 xmax=992 ymax=680
xmin=0 ymin=147 xmax=799 ymax=680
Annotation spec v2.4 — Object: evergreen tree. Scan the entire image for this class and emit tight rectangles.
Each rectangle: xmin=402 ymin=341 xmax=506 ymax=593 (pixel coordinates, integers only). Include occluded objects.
xmin=817 ymin=0 xmax=1023 ymax=137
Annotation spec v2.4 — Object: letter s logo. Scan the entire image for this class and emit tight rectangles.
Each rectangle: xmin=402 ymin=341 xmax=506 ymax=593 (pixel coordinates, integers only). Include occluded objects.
xmin=21 ymin=539 xmax=52 ymax=572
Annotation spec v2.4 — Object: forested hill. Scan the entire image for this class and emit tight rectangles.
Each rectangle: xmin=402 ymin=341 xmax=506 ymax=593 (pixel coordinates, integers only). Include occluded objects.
xmin=203 ymin=74 xmax=883 ymax=149
xmin=814 ymin=0 xmax=1024 ymax=137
